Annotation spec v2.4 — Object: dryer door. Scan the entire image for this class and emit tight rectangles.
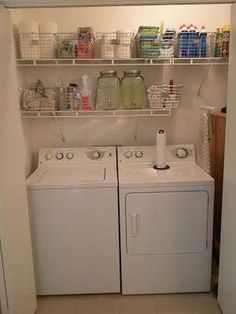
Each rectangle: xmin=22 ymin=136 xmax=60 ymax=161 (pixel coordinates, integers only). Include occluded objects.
xmin=126 ymin=191 xmax=209 ymax=255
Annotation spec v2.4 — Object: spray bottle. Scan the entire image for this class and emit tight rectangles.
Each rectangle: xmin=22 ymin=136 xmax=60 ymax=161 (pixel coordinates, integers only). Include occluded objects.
xmin=199 ymin=26 xmax=207 ymax=57
xmin=81 ymin=74 xmax=92 ymax=110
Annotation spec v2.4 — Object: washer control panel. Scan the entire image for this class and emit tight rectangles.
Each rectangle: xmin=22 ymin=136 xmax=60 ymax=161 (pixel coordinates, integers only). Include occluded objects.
xmin=39 ymin=147 xmax=116 ymax=165
xmin=118 ymin=145 xmax=195 ymax=163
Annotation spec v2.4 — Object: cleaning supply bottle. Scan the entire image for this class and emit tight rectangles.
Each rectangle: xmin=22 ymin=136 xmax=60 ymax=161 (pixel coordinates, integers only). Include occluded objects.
xmin=222 ymin=24 xmax=230 ymax=58
xmin=199 ymin=26 xmax=207 ymax=57
xmin=188 ymin=24 xmax=198 ymax=57
xmin=215 ymin=28 xmax=223 ymax=57
xmin=81 ymin=74 xmax=92 ymax=110
xmin=178 ymin=24 xmax=188 ymax=57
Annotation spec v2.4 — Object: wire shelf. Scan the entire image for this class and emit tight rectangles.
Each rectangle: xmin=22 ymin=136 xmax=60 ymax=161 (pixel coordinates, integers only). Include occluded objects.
xmin=21 ymin=109 xmax=171 ymax=118
xmin=16 ymin=57 xmax=228 ymax=67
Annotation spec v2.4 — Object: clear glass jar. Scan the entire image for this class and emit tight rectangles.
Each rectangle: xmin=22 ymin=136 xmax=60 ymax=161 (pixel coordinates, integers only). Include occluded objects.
xmin=95 ymin=71 xmax=121 ymax=110
xmin=121 ymin=70 xmax=148 ymax=109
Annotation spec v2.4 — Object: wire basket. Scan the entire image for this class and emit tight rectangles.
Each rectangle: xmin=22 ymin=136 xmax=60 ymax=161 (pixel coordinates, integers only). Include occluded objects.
xmin=96 ymin=32 xmax=135 ymax=59
xmin=137 ymin=27 xmax=176 ymax=59
xmin=176 ymin=31 xmax=229 ymax=58
xmin=19 ymin=33 xmax=41 ymax=59
xmin=147 ymin=84 xmax=183 ymax=109
xmin=21 ymin=87 xmax=60 ymax=111
xmin=18 ymin=32 xmax=95 ymax=59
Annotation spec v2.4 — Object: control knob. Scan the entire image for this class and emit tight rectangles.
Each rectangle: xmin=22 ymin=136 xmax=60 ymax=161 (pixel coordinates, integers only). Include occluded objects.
xmin=135 ymin=151 xmax=143 ymax=158
xmin=176 ymin=148 xmax=188 ymax=159
xmin=45 ymin=153 xmax=53 ymax=160
xmin=66 ymin=152 xmax=74 ymax=160
xmin=55 ymin=152 xmax=64 ymax=160
xmin=92 ymin=151 xmax=101 ymax=159
xmin=124 ymin=151 xmax=133 ymax=159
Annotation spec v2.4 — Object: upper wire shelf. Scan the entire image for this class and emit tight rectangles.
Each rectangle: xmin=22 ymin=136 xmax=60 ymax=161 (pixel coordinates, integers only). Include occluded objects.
xmin=16 ymin=57 xmax=228 ymax=67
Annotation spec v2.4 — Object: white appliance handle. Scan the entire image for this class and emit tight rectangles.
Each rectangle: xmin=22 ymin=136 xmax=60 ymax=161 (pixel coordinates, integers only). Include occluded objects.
xmin=131 ymin=214 xmax=139 ymax=238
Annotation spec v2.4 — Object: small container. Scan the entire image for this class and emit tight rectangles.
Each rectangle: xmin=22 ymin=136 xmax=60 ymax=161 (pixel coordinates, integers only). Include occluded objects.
xmin=57 ymin=34 xmax=77 ymax=59
xmin=116 ymin=31 xmax=133 ymax=45
xmin=121 ymin=70 xmax=148 ymax=109
xmin=96 ymin=71 xmax=121 ymax=110
xmin=62 ymin=84 xmax=80 ymax=110
xmin=114 ymin=45 xmax=131 ymax=59
xmin=101 ymin=44 xmax=115 ymax=58
xmin=77 ymin=27 xmax=94 ymax=58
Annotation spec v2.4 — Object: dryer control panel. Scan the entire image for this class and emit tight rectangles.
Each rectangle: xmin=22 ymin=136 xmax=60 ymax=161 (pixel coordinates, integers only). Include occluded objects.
xmin=118 ymin=145 xmax=195 ymax=163
xmin=38 ymin=146 xmax=116 ymax=165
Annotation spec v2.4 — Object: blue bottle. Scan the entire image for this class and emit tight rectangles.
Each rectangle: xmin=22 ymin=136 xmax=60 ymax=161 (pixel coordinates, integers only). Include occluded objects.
xmin=199 ymin=26 xmax=207 ymax=57
xmin=178 ymin=24 xmax=188 ymax=57
xmin=188 ymin=24 xmax=199 ymax=57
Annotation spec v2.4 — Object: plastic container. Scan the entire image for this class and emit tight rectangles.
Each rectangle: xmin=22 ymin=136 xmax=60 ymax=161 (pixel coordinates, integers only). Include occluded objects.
xmin=116 ymin=30 xmax=133 ymax=45
xmin=77 ymin=27 xmax=94 ymax=58
xmin=199 ymin=26 xmax=207 ymax=57
xmin=101 ymin=44 xmax=115 ymax=58
xmin=95 ymin=71 xmax=121 ymax=110
xmin=114 ymin=45 xmax=131 ymax=59
xmin=215 ymin=28 xmax=223 ymax=57
xmin=222 ymin=24 xmax=230 ymax=58
xmin=121 ymin=70 xmax=148 ymax=109
xmin=81 ymin=74 xmax=93 ymax=110
xmin=178 ymin=24 xmax=188 ymax=57
xmin=62 ymin=84 xmax=80 ymax=110
xmin=188 ymin=25 xmax=199 ymax=57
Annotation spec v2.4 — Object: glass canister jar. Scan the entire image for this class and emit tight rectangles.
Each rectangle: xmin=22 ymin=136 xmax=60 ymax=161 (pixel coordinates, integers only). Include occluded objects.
xmin=95 ymin=71 xmax=121 ymax=110
xmin=121 ymin=70 xmax=148 ymax=109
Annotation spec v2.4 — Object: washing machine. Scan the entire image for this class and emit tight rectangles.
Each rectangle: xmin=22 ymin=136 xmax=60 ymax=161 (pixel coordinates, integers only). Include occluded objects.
xmin=118 ymin=145 xmax=214 ymax=295
xmin=27 ymin=146 xmax=120 ymax=295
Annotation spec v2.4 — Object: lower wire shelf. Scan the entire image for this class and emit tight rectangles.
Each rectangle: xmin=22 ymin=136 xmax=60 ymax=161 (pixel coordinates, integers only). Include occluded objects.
xmin=21 ymin=109 xmax=172 ymax=118
xmin=16 ymin=57 xmax=228 ymax=67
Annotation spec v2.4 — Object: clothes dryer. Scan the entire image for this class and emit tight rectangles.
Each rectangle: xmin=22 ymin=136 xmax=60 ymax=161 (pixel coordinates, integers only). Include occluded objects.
xmin=118 ymin=145 xmax=214 ymax=294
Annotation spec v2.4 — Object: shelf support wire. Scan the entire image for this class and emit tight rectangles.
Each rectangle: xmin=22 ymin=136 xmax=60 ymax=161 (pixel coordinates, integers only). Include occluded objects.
xmin=52 ymin=112 xmax=65 ymax=142
xmin=197 ymin=64 xmax=211 ymax=99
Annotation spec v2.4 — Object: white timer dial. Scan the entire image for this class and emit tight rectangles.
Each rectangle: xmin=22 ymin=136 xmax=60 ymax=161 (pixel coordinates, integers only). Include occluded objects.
xmin=135 ymin=151 xmax=143 ymax=158
xmin=55 ymin=152 xmax=64 ymax=160
xmin=176 ymin=148 xmax=188 ymax=159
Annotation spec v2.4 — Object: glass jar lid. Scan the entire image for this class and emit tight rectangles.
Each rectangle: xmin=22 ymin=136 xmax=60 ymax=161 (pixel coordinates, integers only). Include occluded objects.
xmin=100 ymin=71 xmax=117 ymax=76
xmin=123 ymin=70 xmax=141 ymax=76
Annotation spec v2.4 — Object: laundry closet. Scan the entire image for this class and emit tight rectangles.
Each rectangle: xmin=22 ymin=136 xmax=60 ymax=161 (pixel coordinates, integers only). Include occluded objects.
xmin=0 ymin=1 xmax=236 ymax=314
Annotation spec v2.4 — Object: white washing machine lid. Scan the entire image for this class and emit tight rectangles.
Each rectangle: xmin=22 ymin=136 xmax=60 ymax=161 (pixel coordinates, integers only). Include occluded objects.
xmin=27 ymin=164 xmax=117 ymax=189
xmin=118 ymin=162 xmax=214 ymax=188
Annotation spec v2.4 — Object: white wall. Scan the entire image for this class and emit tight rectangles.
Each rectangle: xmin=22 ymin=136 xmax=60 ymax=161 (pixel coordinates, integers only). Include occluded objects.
xmin=20 ymin=4 xmax=230 ymax=32
xmin=218 ymin=4 xmax=236 ymax=314
xmin=10 ymin=4 xmax=230 ymax=175
xmin=0 ymin=7 xmax=37 ymax=314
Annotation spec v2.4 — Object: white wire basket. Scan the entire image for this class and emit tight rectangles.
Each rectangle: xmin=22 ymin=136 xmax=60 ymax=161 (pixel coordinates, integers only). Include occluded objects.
xmin=176 ymin=31 xmax=229 ymax=58
xmin=137 ymin=27 xmax=176 ymax=59
xmin=18 ymin=32 xmax=95 ymax=59
xmin=96 ymin=32 xmax=135 ymax=59
xmin=19 ymin=33 xmax=42 ymax=59
xmin=21 ymin=87 xmax=60 ymax=111
xmin=147 ymin=84 xmax=183 ymax=109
